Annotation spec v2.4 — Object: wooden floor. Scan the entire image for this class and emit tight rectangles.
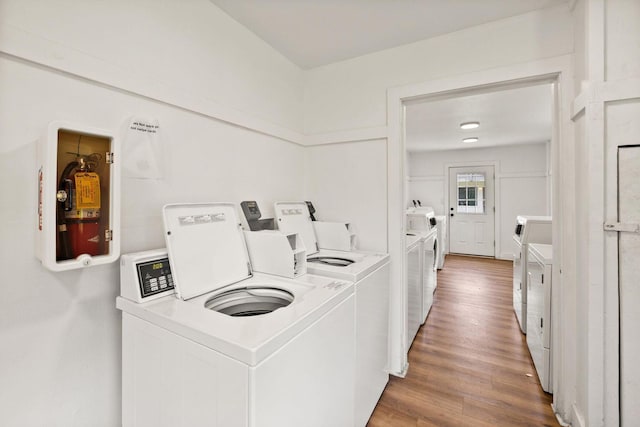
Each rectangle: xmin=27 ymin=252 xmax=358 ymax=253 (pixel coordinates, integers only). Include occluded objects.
xmin=368 ymin=255 xmax=558 ymax=427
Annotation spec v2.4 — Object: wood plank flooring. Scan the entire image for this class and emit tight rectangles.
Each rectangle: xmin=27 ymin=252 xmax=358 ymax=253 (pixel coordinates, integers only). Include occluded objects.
xmin=368 ymin=255 xmax=559 ymax=427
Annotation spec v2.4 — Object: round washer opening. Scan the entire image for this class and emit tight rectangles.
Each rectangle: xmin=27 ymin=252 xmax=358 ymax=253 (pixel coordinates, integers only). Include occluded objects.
xmin=205 ymin=286 xmax=294 ymax=317
xmin=307 ymin=256 xmax=355 ymax=267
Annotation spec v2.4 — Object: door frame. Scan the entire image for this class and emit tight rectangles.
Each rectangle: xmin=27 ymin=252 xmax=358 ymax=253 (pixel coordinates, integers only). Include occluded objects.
xmin=386 ymin=55 xmax=574 ymax=419
xmin=445 ymin=161 xmax=499 ymax=258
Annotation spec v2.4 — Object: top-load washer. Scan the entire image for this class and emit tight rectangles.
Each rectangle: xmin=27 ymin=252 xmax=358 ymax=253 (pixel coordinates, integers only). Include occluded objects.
xmin=116 ymin=203 xmax=356 ymax=427
xmin=418 ymin=206 xmax=447 ymax=269
xmin=405 ymin=234 xmax=423 ymax=346
xmin=526 ymin=243 xmax=553 ymax=393
xmin=434 ymin=214 xmax=447 ymax=269
xmin=406 ymin=207 xmax=441 ymax=272
xmin=512 ymin=215 xmax=552 ymax=334
xmin=273 ymin=201 xmax=390 ymax=427
xmin=406 ymin=211 xmax=438 ymax=302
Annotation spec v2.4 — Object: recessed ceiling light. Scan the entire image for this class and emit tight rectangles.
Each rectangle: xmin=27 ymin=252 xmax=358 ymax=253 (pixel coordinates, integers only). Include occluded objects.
xmin=463 ymin=137 xmax=479 ymax=143
xmin=460 ymin=121 xmax=480 ymax=130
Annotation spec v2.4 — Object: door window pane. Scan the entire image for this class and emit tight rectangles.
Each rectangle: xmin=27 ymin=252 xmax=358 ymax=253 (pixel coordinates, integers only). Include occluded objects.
xmin=456 ymin=173 xmax=486 ymax=214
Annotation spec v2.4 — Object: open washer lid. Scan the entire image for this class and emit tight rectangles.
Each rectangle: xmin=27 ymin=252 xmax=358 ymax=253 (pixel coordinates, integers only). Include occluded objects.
xmin=274 ymin=201 xmax=319 ymax=255
xmin=163 ymin=203 xmax=252 ymax=300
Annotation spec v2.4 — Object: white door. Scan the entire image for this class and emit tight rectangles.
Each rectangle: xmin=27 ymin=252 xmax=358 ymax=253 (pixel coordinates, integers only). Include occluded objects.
xmin=619 ymin=146 xmax=640 ymax=426
xmin=448 ymin=165 xmax=495 ymax=256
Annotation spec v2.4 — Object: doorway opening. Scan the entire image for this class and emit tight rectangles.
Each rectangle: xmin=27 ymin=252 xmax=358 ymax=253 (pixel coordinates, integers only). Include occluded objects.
xmin=448 ymin=164 xmax=496 ymax=257
xmin=385 ymin=58 xmax=571 ymax=402
xmin=404 ymin=81 xmax=554 ymax=262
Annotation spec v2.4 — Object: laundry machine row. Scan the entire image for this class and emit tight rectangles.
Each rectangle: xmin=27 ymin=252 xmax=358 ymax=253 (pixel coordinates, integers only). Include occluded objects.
xmin=273 ymin=201 xmax=390 ymax=427
xmin=117 ymin=201 xmax=390 ymax=427
xmin=512 ymin=215 xmax=552 ymax=334
xmin=526 ymin=243 xmax=553 ymax=393
xmin=407 ymin=203 xmax=447 ymax=270
xmin=405 ymin=210 xmax=438 ymax=351
xmin=407 ymin=206 xmax=443 ymax=269
xmin=406 ymin=210 xmax=439 ymax=296
xmin=117 ymin=203 xmax=357 ymax=427
xmin=405 ymin=234 xmax=422 ymax=346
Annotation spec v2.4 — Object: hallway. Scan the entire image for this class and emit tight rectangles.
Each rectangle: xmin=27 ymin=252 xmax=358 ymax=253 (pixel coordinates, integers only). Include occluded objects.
xmin=368 ymin=255 xmax=559 ymax=426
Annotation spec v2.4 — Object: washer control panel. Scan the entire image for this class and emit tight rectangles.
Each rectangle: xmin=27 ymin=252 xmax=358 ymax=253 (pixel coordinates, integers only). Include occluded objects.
xmin=136 ymin=258 xmax=174 ymax=298
xmin=120 ymin=249 xmax=176 ymax=303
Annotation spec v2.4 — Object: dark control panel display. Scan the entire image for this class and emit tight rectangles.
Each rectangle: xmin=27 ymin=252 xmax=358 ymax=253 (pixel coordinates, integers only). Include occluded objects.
xmin=241 ymin=200 xmax=275 ymax=231
xmin=515 ymin=224 xmax=523 ymax=236
xmin=136 ymin=258 xmax=174 ymax=298
xmin=305 ymin=201 xmax=316 ymax=221
xmin=241 ymin=201 xmax=262 ymax=221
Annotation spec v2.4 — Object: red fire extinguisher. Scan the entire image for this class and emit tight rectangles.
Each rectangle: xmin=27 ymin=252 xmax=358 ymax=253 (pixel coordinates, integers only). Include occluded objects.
xmin=57 ymin=156 xmax=101 ymax=260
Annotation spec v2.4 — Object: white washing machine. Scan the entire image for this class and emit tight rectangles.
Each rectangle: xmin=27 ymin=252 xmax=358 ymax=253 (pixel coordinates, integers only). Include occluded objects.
xmin=273 ymin=202 xmax=390 ymax=427
xmin=406 ymin=208 xmax=441 ymax=273
xmin=512 ymin=215 xmax=552 ymax=334
xmin=419 ymin=206 xmax=447 ymax=270
xmin=405 ymin=226 xmax=437 ymax=326
xmin=410 ymin=205 xmax=446 ymax=269
xmin=406 ymin=212 xmax=438 ymax=299
xmin=526 ymin=243 xmax=553 ymax=393
xmin=405 ymin=234 xmax=422 ymax=347
xmin=434 ymin=215 xmax=447 ymax=269
xmin=116 ymin=203 xmax=357 ymax=427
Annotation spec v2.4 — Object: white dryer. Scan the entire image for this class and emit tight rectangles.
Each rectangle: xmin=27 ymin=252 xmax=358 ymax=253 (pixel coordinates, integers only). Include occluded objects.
xmin=273 ymin=201 xmax=390 ymax=427
xmin=116 ymin=203 xmax=356 ymax=427
xmin=407 ymin=208 xmax=441 ymax=273
xmin=526 ymin=243 xmax=553 ymax=393
xmin=512 ymin=215 xmax=552 ymax=334
xmin=406 ymin=211 xmax=438 ymax=300
xmin=405 ymin=234 xmax=422 ymax=346
xmin=419 ymin=206 xmax=447 ymax=270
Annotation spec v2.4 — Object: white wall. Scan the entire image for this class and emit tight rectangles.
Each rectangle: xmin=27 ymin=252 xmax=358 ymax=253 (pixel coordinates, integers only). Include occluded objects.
xmin=0 ymin=0 xmax=304 ymax=133
xmin=569 ymin=1 xmax=640 ymax=426
xmin=3 ymin=1 xmax=617 ymax=425
xmin=302 ymin=6 xmax=573 ymax=376
xmin=304 ymin=139 xmax=387 ymax=252
xmin=408 ymin=143 xmax=549 ymax=259
xmin=0 ymin=1 xmax=306 ymax=426
xmin=303 ymin=6 xmax=573 ymax=255
xmin=303 ymin=5 xmax=573 ymax=135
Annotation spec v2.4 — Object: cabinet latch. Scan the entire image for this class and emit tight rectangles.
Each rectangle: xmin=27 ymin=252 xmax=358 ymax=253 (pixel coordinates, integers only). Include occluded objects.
xmin=604 ymin=222 xmax=640 ymax=233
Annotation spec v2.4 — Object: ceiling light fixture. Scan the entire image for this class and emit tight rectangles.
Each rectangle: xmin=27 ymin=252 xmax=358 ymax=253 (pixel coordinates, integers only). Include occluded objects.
xmin=463 ymin=137 xmax=478 ymax=143
xmin=460 ymin=121 xmax=480 ymax=130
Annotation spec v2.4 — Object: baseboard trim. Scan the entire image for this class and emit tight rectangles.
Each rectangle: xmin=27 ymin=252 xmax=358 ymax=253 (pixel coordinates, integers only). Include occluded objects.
xmin=571 ymin=404 xmax=585 ymax=427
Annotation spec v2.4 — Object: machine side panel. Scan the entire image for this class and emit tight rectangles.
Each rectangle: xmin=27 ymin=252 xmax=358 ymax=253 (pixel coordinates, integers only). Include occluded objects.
xmin=512 ymin=239 xmax=524 ymax=332
xmin=406 ymin=242 xmax=422 ymax=346
xmin=122 ymin=314 xmax=248 ymax=427
xmin=354 ymin=262 xmax=391 ymax=427
xmin=252 ymin=295 xmax=356 ymax=427
xmin=421 ymin=235 xmax=436 ymax=322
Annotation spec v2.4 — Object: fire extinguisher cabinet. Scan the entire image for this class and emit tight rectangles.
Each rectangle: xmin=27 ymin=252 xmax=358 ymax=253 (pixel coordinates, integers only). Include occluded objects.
xmin=37 ymin=121 xmax=120 ymax=271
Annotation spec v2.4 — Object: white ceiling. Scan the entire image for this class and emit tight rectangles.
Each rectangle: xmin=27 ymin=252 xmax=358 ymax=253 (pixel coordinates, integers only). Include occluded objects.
xmin=208 ymin=0 xmax=561 ymax=151
xmin=405 ymin=83 xmax=553 ymax=152
xmin=209 ymin=0 xmax=567 ymax=69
